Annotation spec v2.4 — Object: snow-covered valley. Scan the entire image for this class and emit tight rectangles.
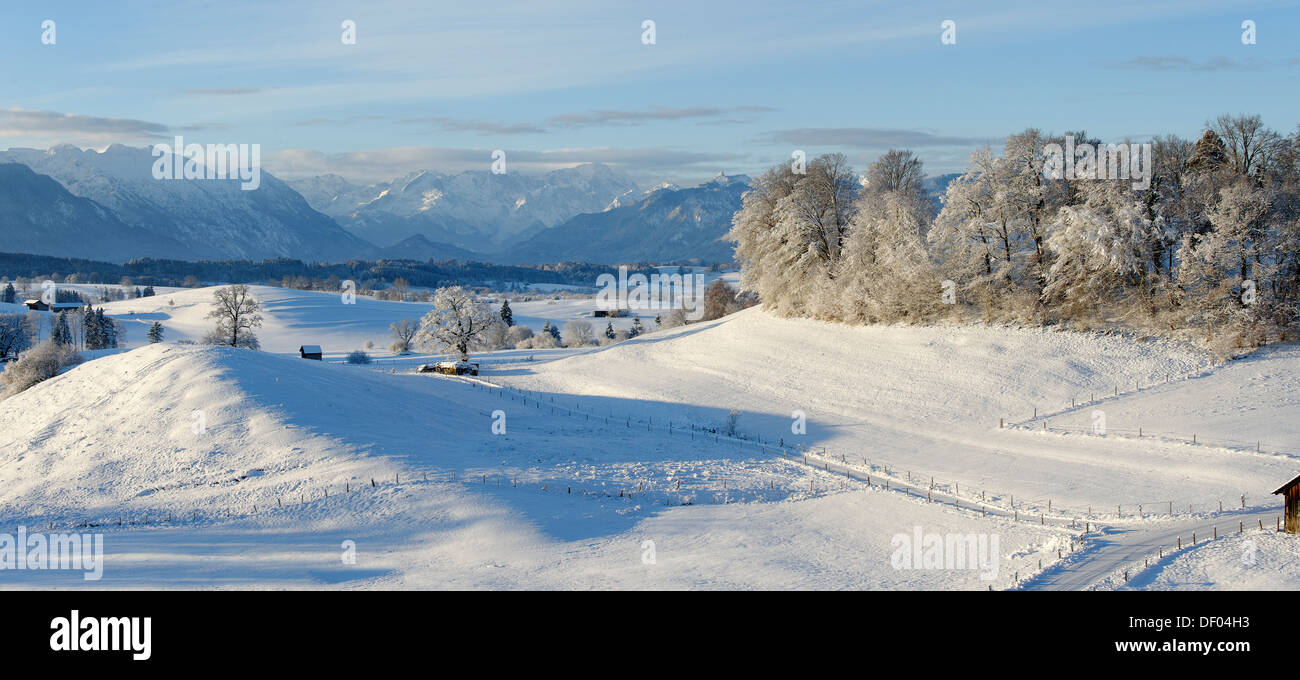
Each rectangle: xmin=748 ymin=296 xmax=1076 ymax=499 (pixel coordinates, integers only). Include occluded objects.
xmin=2 ymin=287 xmax=1295 ymax=590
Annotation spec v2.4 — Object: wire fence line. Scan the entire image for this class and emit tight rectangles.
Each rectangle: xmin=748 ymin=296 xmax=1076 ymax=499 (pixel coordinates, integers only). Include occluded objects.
xmin=7 ymin=369 xmax=1283 ymax=592
xmin=1008 ymin=421 xmax=1291 ymax=459
xmin=1000 ymin=377 xmax=1296 ymax=460
xmin=1079 ymin=515 xmax=1286 ymax=592
xmin=449 ymin=377 xmax=1280 ymax=526
xmin=2 ymin=453 xmax=832 ymax=538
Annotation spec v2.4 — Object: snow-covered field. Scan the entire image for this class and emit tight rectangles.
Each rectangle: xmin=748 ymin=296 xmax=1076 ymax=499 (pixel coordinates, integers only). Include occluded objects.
xmin=1 ymin=285 xmax=1295 ymax=590
xmin=496 ymin=309 xmax=1295 ymax=516
xmin=96 ymin=285 xmax=654 ymax=356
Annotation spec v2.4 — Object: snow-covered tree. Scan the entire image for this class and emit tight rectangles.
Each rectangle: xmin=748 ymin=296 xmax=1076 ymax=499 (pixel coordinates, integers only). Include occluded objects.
xmin=146 ymin=321 xmax=164 ymax=344
xmin=1043 ymin=179 xmax=1163 ymax=323
xmin=414 ymin=286 xmax=494 ymax=361
xmin=728 ymin=154 xmax=858 ymax=317
xmin=542 ymin=320 xmax=562 ymax=342
xmin=506 ymin=324 xmax=534 ymax=347
xmin=1178 ymin=180 xmax=1274 ymax=343
xmin=0 ymin=340 xmax=81 ymax=397
xmin=204 ymin=284 xmax=262 ymax=349
xmin=702 ymin=279 xmax=738 ymax=321
xmin=564 ymin=319 xmax=595 ymax=346
xmin=389 ymin=318 xmax=417 ymax=354
xmin=838 ymin=189 xmax=941 ymax=323
xmin=500 ymin=300 xmax=514 ymax=327
xmin=1210 ymin=114 xmax=1284 ymax=178
xmin=865 ymin=149 xmax=928 ymax=207
xmin=0 ymin=314 xmax=33 ymax=359
xmin=659 ymin=308 xmax=689 ymax=329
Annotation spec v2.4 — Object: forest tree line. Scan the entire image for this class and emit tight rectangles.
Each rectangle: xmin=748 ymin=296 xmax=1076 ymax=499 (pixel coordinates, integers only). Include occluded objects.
xmin=729 ymin=114 xmax=1300 ymax=353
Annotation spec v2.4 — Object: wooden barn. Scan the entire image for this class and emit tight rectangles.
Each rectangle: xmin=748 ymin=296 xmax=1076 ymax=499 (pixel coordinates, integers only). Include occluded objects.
xmin=23 ymin=299 xmax=84 ymax=312
xmin=298 ymin=345 xmax=323 ymax=360
xmin=1273 ymin=474 xmax=1300 ymax=534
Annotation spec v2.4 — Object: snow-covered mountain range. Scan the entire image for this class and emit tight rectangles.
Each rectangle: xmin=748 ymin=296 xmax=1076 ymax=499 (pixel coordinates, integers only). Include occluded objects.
xmin=0 ymin=145 xmax=752 ymax=265
xmin=0 ymin=162 xmax=190 ymax=262
xmin=506 ymin=172 xmax=750 ymax=264
xmin=0 ymin=145 xmax=373 ymax=263
xmin=287 ymin=163 xmax=640 ymax=251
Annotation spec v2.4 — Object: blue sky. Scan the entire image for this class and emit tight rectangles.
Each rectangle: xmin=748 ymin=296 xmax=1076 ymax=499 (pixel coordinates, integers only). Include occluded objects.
xmin=1 ymin=0 xmax=1297 ymax=186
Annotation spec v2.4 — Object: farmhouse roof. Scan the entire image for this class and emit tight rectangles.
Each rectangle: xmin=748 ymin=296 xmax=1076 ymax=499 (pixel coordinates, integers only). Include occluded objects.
xmin=1273 ymin=474 xmax=1300 ymax=495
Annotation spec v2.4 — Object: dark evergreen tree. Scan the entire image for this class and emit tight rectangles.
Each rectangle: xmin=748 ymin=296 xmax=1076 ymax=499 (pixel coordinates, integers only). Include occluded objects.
xmin=630 ymin=317 xmax=643 ymax=337
xmin=604 ymin=321 xmax=615 ymax=340
xmin=500 ymin=300 xmax=514 ymax=326
xmin=147 ymin=322 xmax=164 ymax=344
xmin=52 ymin=311 xmax=73 ymax=346
xmin=98 ymin=308 xmax=117 ymax=348
xmin=1187 ymin=129 xmax=1230 ymax=174
xmin=1 ymin=283 xmax=14 ymax=304
xmin=83 ymin=304 xmax=102 ymax=349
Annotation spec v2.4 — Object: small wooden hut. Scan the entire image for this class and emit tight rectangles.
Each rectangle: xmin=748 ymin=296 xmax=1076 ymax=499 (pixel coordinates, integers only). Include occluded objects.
xmin=1273 ymin=474 xmax=1300 ymax=534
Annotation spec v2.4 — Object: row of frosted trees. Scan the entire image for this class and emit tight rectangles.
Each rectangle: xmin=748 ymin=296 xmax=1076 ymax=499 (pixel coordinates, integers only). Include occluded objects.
xmin=729 ymin=114 xmax=1300 ymax=352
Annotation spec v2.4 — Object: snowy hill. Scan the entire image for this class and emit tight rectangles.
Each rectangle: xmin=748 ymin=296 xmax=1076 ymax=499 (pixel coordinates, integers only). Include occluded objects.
xmin=0 ymin=145 xmax=375 ymax=262
xmin=0 ymin=342 xmax=1070 ymax=589
xmin=5 ymin=290 xmax=1295 ymax=590
xmin=494 ymin=307 xmax=1297 ymax=513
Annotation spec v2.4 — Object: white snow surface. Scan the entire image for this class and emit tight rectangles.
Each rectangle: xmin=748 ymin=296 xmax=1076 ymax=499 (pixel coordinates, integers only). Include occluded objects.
xmin=495 ymin=308 xmax=1296 ymax=516
xmin=2 ymin=290 xmax=1296 ymax=590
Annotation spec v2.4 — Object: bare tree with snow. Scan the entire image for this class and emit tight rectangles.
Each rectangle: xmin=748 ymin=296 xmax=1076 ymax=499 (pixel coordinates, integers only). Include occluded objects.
xmin=415 ymin=286 xmax=494 ymax=361
xmin=564 ymin=319 xmax=596 ymax=346
xmin=204 ymin=284 xmax=262 ymax=349
xmin=389 ymin=318 xmax=417 ymax=354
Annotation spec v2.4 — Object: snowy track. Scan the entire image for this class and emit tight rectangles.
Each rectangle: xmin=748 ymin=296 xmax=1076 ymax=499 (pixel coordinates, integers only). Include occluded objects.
xmin=1024 ymin=507 xmax=1284 ymax=590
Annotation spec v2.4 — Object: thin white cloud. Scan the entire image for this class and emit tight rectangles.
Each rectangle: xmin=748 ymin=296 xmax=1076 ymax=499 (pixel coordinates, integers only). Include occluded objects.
xmin=1102 ymin=55 xmax=1282 ymax=71
xmin=0 ymin=107 xmax=169 ymax=146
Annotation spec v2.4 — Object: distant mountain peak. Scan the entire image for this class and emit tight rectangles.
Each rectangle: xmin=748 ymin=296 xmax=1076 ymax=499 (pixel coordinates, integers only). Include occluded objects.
xmin=0 ymin=144 xmax=374 ymax=262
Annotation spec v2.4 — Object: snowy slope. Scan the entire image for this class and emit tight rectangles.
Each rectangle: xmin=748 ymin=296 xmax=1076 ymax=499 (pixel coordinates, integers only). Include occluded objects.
xmin=0 ymin=344 xmax=1067 ymax=589
xmin=6 ymin=292 xmax=1295 ymax=590
xmin=492 ymin=307 xmax=1298 ymax=515
xmin=1124 ymin=529 xmax=1300 ymax=591
xmin=1034 ymin=342 xmax=1300 ymax=455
